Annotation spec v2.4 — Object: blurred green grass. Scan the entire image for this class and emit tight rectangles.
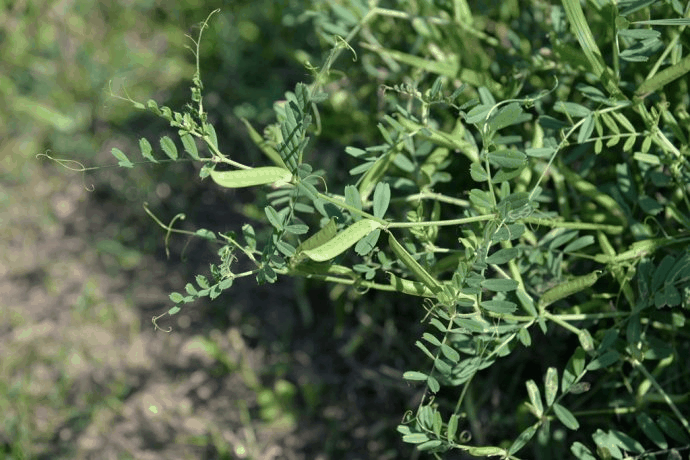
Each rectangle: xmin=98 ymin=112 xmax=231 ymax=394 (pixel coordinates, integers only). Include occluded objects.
xmin=0 ymin=1 xmax=331 ymax=459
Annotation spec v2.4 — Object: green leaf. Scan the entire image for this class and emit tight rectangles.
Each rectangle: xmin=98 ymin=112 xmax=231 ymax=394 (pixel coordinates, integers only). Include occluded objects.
xmin=562 ymin=347 xmax=586 ymax=392
xmin=655 ymin=284 xmax=682 ymax=308
xmin=469 ymin=189 xmax=493 ymax=209
xmin=525 ymin=147 xmax=555 ymax=158
xmin=592 ymin=428 xmax=622 ymax=459
xmin=111 ymin=148 xmax=133 ymax=168
xmin=284 ymin=224 xmax=309 ymax=235
xmin=440 ymin=343 xmax=460 ymax=363
xmin=372 ymin=182 xmax=391 ymax=218
xmin=578 ymin=114 xmax=595 ymax=143
xmin=618 ymin=28 xmax=661 ymax=40
xmin=652 ymin=255 xmax=676 ymax=292
xmin=160 ymin=136 xmax=178 ymax=160
xmin=276 ymin=240 xmax=296 ymax=257
xmin=195 ymin=229 xmax=216 ymax=240
xmin=180 ymin=132 xmax=199 ymax=160
xmin=402 ymin=433 xmax=429 ymax=444
xmin=354 ymin=229 xmax=381 ymax=256
xmin=491 ymin=167 xmax=524 ymax=184
xmin=568 ymin=382 xmax=591 ymax=394
xmin=453 ymin=317 xmax=490 ymax=333
xmin=185 ymin=283 xmax=197 ymax=296
xmin=508 ymin=423 xmax=538 ymax=455
xmin=492 ymin=223 xmax=525 ymax=242
xmin=466 ymin=103 xmax=493 ymax=124
xmin=526 ymin=380 xmax=543 ymax=417
xmin=433 ymin=358 xmax=452 ymax=376
xmin=481 ymin=300 xmax=517 ymax=314
xmin=417 ymin=440 xmax=443 ymax=451
xmin=657 ymin=414 xmax=690 ymax=444
xmin=634 ymin=152 xmax=661 ymax=165
xmin=139 ymin=138 xmax=157 ymax=163
xmin=599 ymin=329 xmax=619 ymax=352
xmin=480 ymin=279 xmax=518 ymax=292
xmin=344 ymin=185 xmax=362 ymax=211
xmin=578 ymin=329 xmax=595 ymax=352
xmin=169 ymin=292 xmax=184 ymax=303
xmin=555 ymin=101 xmax=591 ymax=118
xmin=488 ymin=102 xmax=528 ymax=132
xmin=470 ymin=162 xmax=489 ymax=182
xmin=447 ymin=414 xmax=459 ymax=442
xmin=264 ymin=206 xmax=283 ymax=230
xmin=168 ymin=306 xmax=181 ymax=315
xmin=210 ymin=166 xmax=292 ymax=189
xmin=303 ymin=219 xmax=383 ymax=262
xmin=467 ymin=446 xmax=506 ymax=457
xmin=204 ymin=122 xmax=218 ymax=148
xmin=553 ymin=403 xmax=579 ymax=430
xmin=544 ymin=367 xmax=558 ymax=407
xmin=571 ymin=442 xmax=596 ymax=460
xmin=487 ymin=149 xmax=527 ymax=169
xmin=636 ymin=54 xmax=690 ymax=97
xmin=486 ymin=248 xmax=518 ymax=264
xmin=196 ymin=275 xmax=210 ymax=289
xmin=427 ymin=375 xmax=440 ymax=393
xmin=563 ymin=236 xmax=594 ymax=253
xmin=608 ymin=430 xmax=645 ymax=455
xmin=403 ymin=371 xmax=428 ymax=381
xmin=636 ymin=413 xmax=667 ymax=449
xmin=423 ymin=332 xmax=441 ymax=346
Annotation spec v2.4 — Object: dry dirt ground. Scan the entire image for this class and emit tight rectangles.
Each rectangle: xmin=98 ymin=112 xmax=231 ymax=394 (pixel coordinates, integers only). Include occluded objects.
xmin=0 ymin=149 xmax=425 ymax=460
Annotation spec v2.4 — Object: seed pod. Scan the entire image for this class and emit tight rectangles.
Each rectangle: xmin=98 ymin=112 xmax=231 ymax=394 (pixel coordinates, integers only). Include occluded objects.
xmin=388 ymin=232 xmax=442 ymax=295
xmin=539 ymin=270 xmax=603 ymax=308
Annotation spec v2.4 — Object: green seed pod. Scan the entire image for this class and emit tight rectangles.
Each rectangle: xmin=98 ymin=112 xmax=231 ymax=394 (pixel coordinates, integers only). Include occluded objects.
xmin=210 ymin=166 xmax=292 ymax=188
xmin=539 ymin=270 xmax=603 ymax=308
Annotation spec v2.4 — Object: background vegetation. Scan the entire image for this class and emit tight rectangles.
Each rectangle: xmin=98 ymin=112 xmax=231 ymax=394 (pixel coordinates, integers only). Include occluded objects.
xmin=2 ymin=0 xmax=689 ymax=459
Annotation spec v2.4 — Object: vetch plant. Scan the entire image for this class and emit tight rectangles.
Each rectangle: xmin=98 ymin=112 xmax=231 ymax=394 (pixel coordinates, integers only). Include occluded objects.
xmin=44 ymin=2 xmax=690 ymax=458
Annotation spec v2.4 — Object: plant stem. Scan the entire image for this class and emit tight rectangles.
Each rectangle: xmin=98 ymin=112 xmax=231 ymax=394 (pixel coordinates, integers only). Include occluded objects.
xmin=387 ymin=214 xmax=495 ymax=228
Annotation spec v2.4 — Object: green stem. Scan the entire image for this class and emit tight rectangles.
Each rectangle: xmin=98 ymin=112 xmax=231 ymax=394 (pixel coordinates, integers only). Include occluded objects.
xmin=571 ymin=407 xmax=639 ymax=417
xmin=387 ymin=214 xmax=495 ymax=229
xmin=391 ymin=191 xmax=470 ymax=208
xmin=280 ymin=269 xmax=398 ymax=292
xmin=631 ymin=358 xmax=690 ymax=435
xmin=544 ymin=312 xmax=582 ymax=335
xmin=520 ymin=217 xmax=623 ymax=234
xmin=316 ymin=191 xmax=387 ymax=225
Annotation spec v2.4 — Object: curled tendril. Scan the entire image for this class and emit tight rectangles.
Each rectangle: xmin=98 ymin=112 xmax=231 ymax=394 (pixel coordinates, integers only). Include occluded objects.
xmin=306 ymin=173 xmax=328 ymax=195
xmin=458 ymin=430 xmax=472 ymax=443
xmin=152 ymin=313 xmax=172 ymax=333
xmin=108 ymin=79 xmax=145 ymax=110
xmin=36 ymin=152 xmax=95 ymax=191
xmin=642 ymin=215 xmax=667 ymax=237
xmin=334 ymin=35 xmax=357 ymax=62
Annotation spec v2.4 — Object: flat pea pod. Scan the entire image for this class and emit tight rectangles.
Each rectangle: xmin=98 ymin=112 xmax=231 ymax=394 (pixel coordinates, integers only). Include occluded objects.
xmin=292 ymin=260 xmax=355 ymax=277
xmin=538 ymin=270 xmax=603 ymax=308
xmin=388 ymin=232 xmax=443 ymax=295
xmin=388 ymin=273 xmax=436 ymax=297
xmin=303 ymin=219 xmax=383 ymax=262
xmin=240 ymin=118 xmax=288 ymax=169
xmin=210 ymin=166 xmax=292 ymax=188
xmin=291 ymin=218 xmax=337 ymax=267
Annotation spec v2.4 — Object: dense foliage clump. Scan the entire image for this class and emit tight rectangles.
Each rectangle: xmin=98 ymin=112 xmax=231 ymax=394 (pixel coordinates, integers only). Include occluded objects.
xmin=53 ymin=1 xmax=690 ymax=458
